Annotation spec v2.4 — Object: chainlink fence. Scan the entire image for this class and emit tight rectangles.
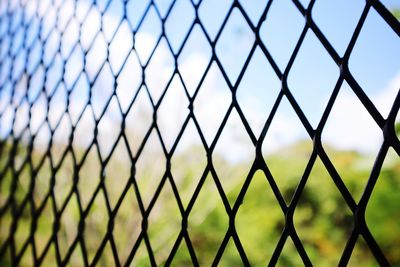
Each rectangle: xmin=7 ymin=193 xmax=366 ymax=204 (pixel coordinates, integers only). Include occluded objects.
xmin=1 ymin=0 xmax=400 ymax=266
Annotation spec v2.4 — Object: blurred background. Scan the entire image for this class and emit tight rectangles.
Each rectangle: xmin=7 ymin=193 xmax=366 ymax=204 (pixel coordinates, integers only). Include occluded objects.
xmin=0 ymin=0 xmax=399 ymax=266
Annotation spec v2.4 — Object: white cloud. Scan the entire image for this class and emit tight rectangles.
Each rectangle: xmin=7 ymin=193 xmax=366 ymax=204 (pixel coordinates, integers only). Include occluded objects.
xmin=322 ymin=73 xmax=400 ymax=154
xmin=375 ymin=72 xmax=400 ymax=118
xmin=6 ymin=4 xmax=400 ymax=161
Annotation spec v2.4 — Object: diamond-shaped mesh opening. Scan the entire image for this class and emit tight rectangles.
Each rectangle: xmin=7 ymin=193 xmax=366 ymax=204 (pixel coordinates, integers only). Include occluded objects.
xmin=0 ymin=0 xmax=399 ymax=266
xmin=213 ymin=109 xmax=254 ymax=206
xmin=322 ymin=82 xmax=383 ymax=201
xmin=187 ymin=173 xmax=228 ymax=266
xmin=287 ymin=31 xmax=339 ymax=128
xmin=236 ymin=46 xmax=280 ymax=137
xmin=262 ymin=97 xmax=313 ymax=205
xmin=215 ymin=7 xmax=255 ymax=84
xmin=349 ymin=8 xmax=400 ymax=119
xmin=293 ymin=158 xmax=353 ymax=265
xmin=236 ymin=170 xmax=284 ymax=265
xmin=259 ymin=0 xmax=304 ymax=72
xmin=170 ymin=120 xmax=207 ymax=208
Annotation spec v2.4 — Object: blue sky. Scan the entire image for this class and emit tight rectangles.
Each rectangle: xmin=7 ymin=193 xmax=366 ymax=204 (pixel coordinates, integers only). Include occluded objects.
xmin=1 ymin=0 xmax=400 ymax=158
xmin=150 ymin=0 xmax=400 ymax=117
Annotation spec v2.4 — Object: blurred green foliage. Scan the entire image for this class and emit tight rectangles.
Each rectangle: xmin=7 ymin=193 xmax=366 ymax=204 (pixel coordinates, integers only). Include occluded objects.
xmin=0 ymin=139 xmax=399 ymax=266
xmin=393 ymin=9 xmax=400 ymax=20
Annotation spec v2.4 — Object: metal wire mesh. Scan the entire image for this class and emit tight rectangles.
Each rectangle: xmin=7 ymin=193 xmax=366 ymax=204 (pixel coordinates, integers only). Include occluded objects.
xmin=0 ymin=0 xmax=399 ymax=266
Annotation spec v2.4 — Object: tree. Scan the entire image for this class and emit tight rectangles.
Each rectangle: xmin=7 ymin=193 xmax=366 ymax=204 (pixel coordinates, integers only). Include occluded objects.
xmin=392 ymin=9 xmax=400 ymax=20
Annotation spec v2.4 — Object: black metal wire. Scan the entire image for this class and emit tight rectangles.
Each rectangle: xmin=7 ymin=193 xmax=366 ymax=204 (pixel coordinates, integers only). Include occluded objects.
xmin=0 ymin=0 xmax=399 ymax=266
